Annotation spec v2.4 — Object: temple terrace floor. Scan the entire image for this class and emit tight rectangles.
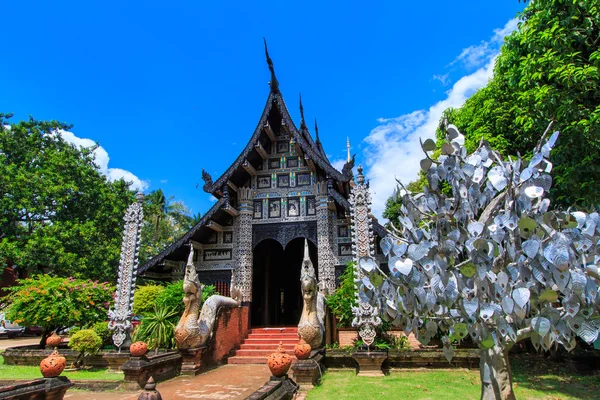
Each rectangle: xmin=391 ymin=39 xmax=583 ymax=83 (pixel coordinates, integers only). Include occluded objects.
xmin=64 ymin=364 xmax=272 ymax=400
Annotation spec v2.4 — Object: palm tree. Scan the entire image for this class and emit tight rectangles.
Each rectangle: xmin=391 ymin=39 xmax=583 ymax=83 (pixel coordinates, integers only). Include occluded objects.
xmin=145 ymin=189 xmax=169 ymax=242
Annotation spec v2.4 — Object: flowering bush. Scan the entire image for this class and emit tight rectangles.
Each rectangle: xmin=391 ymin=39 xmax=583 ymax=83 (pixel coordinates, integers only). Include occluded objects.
xmin=3 ymin=275 xmax=114 ymax=346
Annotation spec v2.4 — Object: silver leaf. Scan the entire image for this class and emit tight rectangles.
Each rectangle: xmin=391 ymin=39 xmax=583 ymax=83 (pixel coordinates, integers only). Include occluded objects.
xmin=522 ymin=239 xmax=540 ymax=258
xmin=532 ymin=316 xmax=551 ymax=337
xmin=512 ymin=287 xmax=531 ymax=309
xmin=488 ymin=166 xmax=507 ymax=192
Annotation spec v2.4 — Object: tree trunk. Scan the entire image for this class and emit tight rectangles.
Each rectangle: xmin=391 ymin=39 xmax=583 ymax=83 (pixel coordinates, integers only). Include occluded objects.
xmin=479 ymin=347 xmax=516 ymax=400
xmin=39 ymin=329 xmax=51 ymax=349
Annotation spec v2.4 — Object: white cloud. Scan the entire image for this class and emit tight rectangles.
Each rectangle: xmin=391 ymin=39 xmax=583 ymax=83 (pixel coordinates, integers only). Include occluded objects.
xmin=58 ymin=129 xmax=149 ymax=191
xmin=364 ymin=18 xmax=519 ymax=221
xmin=364 ymin=54 xmax=498 ymax=221
xmin=331 ymin=158 xmax=346 ymax=171
xmin=209 ymin=195 xmax=217 ymax=203
xmin=450 ymin=18 xmax=518 ymax=69
xmin=160 ymin=179 xmax=168 ymax=184
xmin=433 ymin=73 xmax=450 ymax=86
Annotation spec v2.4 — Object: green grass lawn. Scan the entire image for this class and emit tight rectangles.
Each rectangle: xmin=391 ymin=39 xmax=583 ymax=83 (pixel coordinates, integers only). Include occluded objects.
xmin=308 ymin=356 xmax=599 ymax=400
xmin=0 ymin=356 xmax=123 ymax=381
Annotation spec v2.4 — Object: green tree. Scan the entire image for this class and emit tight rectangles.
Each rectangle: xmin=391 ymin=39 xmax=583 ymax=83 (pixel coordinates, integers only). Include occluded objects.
xmin=3 ymin=275 xmax=114 ymax=347
xmin=0 ymin=114 xmax=135 ymax=280
xmin=384 ymin=0 xmax=599 ymax=221
xmin=139 ymin=190 xmax=197 ymax=265
xmin=325 ymin=263 xmax=357 ymax=328
xmin=439 ymin=0 xmax=600 ymax=207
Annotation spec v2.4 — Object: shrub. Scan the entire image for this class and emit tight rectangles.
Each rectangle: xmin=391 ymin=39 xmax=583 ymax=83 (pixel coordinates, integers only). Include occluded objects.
xmin=90 ymin=321 xmax=111 ymax=346
xmin=202 ymin=284 xmax=217 ymax=303
xmin=3 ymin=275 xmax=114 ymax=347
xmin=325 ymin=263 xmax=357 ymax=328
xmin=68 ymin=329 xmax=102 ymax=367
xmin=154 ymin=281 xmax=220 ymax=318
xmin=132 ymin=307 xmax=178 ymax=351
xmin=133 ymin=285 xmax=164 ymax=315
xmin=155 ymin=281 xmax=185 ymax=316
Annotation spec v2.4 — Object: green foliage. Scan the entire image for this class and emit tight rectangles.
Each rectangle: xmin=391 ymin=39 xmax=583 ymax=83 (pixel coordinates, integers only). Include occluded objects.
xmin=68 ymin=329 xmax=103 ymax=364
xmin=0 ymin=114 xmax=135 ymax=280
xmin=353 ymin=333 xmax=409 ymax=351
xmin=154 ymin=281 xmax=185 ymax=316
xmin=202 ymin=284 xmax=217 ymax=303
xmin=153 ymin=281 xmax=219 ymax=318
xmin=4 ymin=275 xmax=113 ymax=336
xmin=139 ymin=189 xmax=198 ymax=266
xmin=90 ymin=321 xmax=111 ymax=346
xmin=437 ymin=0 xmax=600 ymax=208
xmin=132 ymin=306 xmax=178 ymax=350
xmin=132 ymin=285 xmax=164 ymax=316
xmin=326 ymin=263 xmax=357 ymax=328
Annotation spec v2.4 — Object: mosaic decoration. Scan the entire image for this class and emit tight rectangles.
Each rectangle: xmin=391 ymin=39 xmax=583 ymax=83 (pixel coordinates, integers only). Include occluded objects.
xmin=234 ymin=200 xmax=254 ymax=302
xmin=317 ymin=201 xmax=336 ymax=292
xmin=349 ymin=166 xmax=381 ymax=346
xmin=108 ymin=193 xmax=145 ymax=351
xmin=359 ymin=122 xmax=600 ymax=396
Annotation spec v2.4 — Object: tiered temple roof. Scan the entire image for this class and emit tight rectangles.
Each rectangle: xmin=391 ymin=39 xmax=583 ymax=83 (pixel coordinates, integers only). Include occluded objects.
xmin=140 ymin=41 xmax=385 ymax=274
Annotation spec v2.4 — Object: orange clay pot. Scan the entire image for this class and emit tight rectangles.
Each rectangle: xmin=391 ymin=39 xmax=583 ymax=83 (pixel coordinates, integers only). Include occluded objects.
xmin=45 ymin=333 xmax=62 ymax=348
xmin=40 ymin=349 xmax=66 ymax=378
xmin=130 ymin=341 xmax=149 ymax=357
xmin=294 ymin=339 xmax=311 ymax=360
xmin=267 ymin=341 xmax=292 ymax=377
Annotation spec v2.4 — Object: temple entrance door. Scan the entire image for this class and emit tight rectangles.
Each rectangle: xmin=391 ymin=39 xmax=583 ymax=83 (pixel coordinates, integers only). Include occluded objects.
xmin=251 ymin=238 xmax=318 ymax=327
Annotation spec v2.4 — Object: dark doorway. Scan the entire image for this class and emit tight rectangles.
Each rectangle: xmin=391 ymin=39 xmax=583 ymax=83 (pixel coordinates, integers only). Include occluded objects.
xmin=251 ymin=238 xmax=318 ymax=327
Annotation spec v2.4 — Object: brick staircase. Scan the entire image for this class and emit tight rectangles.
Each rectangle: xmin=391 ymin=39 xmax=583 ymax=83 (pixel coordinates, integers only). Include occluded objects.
xmin=227 ymin=326 xmax=299 ymax=364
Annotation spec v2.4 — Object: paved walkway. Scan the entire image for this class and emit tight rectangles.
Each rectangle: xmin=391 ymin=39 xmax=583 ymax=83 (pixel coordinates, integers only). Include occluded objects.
xmin=65 ymin=364 xmax=272 ymax=400
xmin=0 ymin=337 xmax=40 ymax=350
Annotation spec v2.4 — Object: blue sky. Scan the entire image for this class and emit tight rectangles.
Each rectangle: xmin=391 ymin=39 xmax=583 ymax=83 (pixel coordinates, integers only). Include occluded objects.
xmin=1 ymin=1 xmax=525 ymax=219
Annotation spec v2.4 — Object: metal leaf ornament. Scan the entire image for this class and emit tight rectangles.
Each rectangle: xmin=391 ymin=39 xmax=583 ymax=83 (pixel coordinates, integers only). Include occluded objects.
xmin=371 ymin=125 xmax=600 ymax=367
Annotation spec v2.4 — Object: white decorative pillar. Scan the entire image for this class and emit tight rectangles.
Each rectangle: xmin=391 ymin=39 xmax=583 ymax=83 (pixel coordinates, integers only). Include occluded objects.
xmin=234 ymin=199 xmax=253 ymax=302
xmin=316 ymin=195 xmax=336 ymax=294
xmin=349 ymin=166 xmax=381 ymax=347
xmin=108 ymin=192 xmax=145 ymax=352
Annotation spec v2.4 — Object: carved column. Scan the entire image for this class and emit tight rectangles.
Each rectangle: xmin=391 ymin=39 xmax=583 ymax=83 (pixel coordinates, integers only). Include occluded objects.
xmin=234 ymin=199 xmax=253 ymax=302
xmin=316 ymin=196 xmax=335 ymax=294
xmin=349 ymin=166 xmax=381 ymax=347
xmin=108 ymin=193 xmax=145 ymax=351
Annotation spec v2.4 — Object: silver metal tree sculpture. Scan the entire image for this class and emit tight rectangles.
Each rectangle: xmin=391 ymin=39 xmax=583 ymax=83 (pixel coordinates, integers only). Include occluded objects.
xmin=108 ymin=192 xmax=145 ymax=352
xmin=349 ymin=165 xmax=381 ymax=347
xmin=357 ymin=123 xmax=600 ymax=400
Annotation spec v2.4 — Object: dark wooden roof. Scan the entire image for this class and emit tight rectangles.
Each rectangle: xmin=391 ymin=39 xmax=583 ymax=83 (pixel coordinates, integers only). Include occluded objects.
xmin=202 ymin=91 xmax=352 ymax=196
xmin=139 ymin=198 xmax=225 ymax=273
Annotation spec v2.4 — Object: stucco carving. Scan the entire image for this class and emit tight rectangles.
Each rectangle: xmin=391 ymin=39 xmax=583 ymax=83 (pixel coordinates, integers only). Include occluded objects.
xmin=175 ymin=245 xmax=240 ymax=349
xmin=297 ymin=240 xmax=324 ymax=349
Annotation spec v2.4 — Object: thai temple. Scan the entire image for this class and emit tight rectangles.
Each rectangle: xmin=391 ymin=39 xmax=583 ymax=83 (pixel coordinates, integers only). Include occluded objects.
xmin=139 ymin=41 xmax=387 ymax=328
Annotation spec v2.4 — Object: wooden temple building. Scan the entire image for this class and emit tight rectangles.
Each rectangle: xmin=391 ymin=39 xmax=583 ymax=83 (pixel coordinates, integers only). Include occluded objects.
xmin=140 ymin=42 xmax=387 ymax=328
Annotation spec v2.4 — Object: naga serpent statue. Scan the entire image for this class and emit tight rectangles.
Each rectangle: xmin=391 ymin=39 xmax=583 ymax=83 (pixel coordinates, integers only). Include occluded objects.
xmin=297 ymin=239 xmax=325 ymax=349
xmin=174 ymin=244 xmax=241 ymax=349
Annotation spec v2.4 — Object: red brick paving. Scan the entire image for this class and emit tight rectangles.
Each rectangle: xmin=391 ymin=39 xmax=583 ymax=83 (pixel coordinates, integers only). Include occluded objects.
xmin=65 ymin=364 xmax=273 ymax=400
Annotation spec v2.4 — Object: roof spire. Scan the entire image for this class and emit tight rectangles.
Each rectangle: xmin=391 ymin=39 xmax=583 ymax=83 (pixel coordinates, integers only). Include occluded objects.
xmin=263 ymin=38 xmax=279 ymax=93
xmin=299 ymin=93 xmax=307 ymax=130
xmin=347 ymin=137 xmax=351 ymax=162
xmin=314 ymin=119 xmax=321 ymax=143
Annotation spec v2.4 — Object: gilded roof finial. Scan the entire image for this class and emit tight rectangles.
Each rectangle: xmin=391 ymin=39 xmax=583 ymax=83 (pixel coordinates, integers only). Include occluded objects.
xmin=263 ymin=38 xmax=279 ymax=93
xmin=299 ymin=93 xmax=307 ymax=130
xmin=347 ymin=137 xmax=351 ymax=163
